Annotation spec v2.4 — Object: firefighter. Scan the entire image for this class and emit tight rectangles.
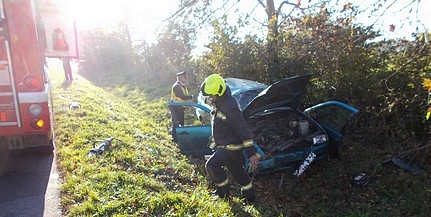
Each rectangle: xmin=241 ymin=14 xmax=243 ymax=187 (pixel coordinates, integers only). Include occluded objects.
xmin=170 ymin=71 xmax=194 ymax=128
xmin=200 ymin=74 xmax=261 ymax=202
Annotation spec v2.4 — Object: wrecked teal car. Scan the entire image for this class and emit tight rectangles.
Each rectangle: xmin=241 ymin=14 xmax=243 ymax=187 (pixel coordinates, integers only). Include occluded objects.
xmin=169 ymin=74 xmax=359 ymax=175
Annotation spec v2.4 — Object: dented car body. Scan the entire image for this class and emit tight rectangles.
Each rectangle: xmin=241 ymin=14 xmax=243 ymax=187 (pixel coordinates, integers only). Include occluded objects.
xmin=169 ymin=74 xmax=359 ymax=175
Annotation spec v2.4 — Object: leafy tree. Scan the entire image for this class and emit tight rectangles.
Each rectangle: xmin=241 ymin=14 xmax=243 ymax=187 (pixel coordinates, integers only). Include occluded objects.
xmin=132 ymin=22 xmax=196 ymax=88
xmin=79 ymin=23 xmax=133 ymax=83
xmin=369 ymin=34 xmax=431 ymax=145
xmin=170 ymin=0 xmax=319 ymax=81
xmin=278 ymin=6 xmax=379 ymax=102
xmin=201 ymin=16 xmax=266 ymax=81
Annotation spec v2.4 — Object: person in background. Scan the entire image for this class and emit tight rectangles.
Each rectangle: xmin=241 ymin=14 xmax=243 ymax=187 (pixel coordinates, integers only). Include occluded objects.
xmin=62 ymin=57 xmax=73 ymax=81
xmin=200 ymin=73 xmax=261 ymax=203
xmin=170 ymin=70 xmax=194 ymax=128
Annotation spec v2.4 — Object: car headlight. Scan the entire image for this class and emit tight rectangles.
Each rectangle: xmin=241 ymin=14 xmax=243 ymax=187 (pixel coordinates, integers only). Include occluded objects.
xmin=313 ymin=134 xmax=327 ymax=144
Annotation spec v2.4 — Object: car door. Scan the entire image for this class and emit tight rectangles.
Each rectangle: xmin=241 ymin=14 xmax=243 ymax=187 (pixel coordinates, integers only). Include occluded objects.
xmin=304 ymin=101 xmax=359 ymax=151
xmin=168 ymin=101 xmax=213 ymax=156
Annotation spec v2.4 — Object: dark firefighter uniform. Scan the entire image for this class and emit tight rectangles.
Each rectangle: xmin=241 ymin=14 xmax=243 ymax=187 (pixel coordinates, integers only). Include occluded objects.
xmin=206 ymin=86 xmax=258 ymax=202
xmin=170 ymin=71 xmax=193 ymax=127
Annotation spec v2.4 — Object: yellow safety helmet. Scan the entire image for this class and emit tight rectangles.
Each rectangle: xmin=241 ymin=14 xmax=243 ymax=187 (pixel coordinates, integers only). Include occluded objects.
xmin=200 ymin=74 xmax=226 ymax=96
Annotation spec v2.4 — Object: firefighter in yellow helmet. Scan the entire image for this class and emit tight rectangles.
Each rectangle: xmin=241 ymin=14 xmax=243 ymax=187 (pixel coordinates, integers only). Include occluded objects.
xmin=200 ymin=74 xmax=261 ymax=202
xmin=170 ymin=70 xmax=194 ymax=128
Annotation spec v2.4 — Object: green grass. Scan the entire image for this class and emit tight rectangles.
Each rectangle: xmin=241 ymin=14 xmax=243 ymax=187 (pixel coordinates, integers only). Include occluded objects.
xmin=49 ymin=61 xmax=431 ymax=216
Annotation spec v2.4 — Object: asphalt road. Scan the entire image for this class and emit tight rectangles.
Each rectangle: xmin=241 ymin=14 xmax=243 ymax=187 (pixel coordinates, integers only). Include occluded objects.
xmin=0 ymin=151 xmax=62 ymax=217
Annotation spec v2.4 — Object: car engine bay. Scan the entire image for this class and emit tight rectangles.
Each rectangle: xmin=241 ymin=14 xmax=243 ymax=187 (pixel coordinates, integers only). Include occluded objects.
xmin=247 ymin=107 xmax=326 ymax=160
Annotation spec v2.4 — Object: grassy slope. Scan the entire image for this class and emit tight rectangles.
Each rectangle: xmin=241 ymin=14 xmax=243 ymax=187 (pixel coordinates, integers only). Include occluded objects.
xmin=50 ymin=62 xmax=431 ymax=217
xmin=50 ymin=62 xmax=245 ymax=216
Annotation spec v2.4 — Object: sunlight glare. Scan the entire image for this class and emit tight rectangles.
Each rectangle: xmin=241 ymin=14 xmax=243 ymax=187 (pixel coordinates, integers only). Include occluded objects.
xmin=61 ymin=0 xmax=125 ymax=29
xmin=57 ymin=0 xmax=177 ymax=43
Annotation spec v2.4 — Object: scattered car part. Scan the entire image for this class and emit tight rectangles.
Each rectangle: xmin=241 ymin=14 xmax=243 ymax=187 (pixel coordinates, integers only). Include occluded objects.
xmin=389 ymin=156 xmax=426 ymax=175
xmin=352 ymin=172 xmax=371 ymax=187
xmin=88 ymin=137 xmax=115 ymax=156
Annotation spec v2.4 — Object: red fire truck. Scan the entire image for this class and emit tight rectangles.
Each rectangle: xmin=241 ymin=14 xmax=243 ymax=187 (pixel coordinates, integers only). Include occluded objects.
xmin=0 ymin=0 xmax=79 ymax=153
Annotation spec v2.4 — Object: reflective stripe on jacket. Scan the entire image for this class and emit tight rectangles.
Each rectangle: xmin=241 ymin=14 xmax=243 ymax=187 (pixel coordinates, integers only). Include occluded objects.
xmin=210 ymin=87 xmax=256 ymax=157
xmin=215 ymin=139 xmax=254 ymax=151
xmin=171 ymin=81 xmax=190 ymax=102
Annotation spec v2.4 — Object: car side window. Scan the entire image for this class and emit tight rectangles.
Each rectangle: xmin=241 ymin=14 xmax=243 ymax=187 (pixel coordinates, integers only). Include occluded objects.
xmin=180 ymin=106 xmax=203 ymax=126
xmin=310 ymin=105 xmax=352 ymax=133
xmin=195 ymin=108 xmax=211 ymax=126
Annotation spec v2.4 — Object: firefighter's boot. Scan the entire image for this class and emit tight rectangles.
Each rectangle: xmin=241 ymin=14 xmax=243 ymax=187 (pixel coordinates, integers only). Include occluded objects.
xmin=242 ymin=188 xmax=256 ymax=203
xmin=212 ymin=185 xmax=230 ymax=199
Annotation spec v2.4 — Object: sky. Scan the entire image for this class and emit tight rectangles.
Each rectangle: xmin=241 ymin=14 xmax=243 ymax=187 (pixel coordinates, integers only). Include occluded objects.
xmin=61 ymin=0 xmax=431 ymax=54
xmin=352 ymin=0 xmax=431 ymax=40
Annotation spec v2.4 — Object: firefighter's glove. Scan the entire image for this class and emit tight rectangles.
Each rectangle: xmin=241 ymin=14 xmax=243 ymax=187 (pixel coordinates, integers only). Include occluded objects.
xmin=248 ymin=154 xmax=261 ymax=173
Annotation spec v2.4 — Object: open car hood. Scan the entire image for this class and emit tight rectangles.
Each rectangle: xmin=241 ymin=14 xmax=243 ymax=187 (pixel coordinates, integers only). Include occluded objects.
xmin=242 ymin=74 xmax=312 ymax=118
